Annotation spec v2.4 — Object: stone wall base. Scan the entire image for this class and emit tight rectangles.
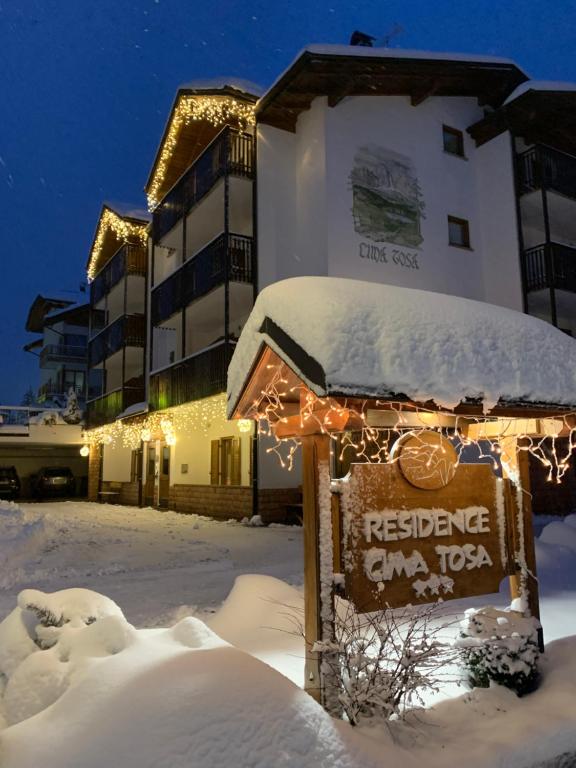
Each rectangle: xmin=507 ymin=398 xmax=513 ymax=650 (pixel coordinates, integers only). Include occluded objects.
xmin=169 ymin=484 xmax=302 ymax=524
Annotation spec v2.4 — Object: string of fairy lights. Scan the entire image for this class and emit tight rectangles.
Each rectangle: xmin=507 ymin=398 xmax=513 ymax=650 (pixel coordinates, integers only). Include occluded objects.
xmin=147 ymin=94 xmax=257 ymax=211
xmin=87 ymin=208 xmax=149 ymax=282
xmin=245 ymin=362 xmax=576 ymax=484
xmin=81 ymin=394 xmax=251 ymax=452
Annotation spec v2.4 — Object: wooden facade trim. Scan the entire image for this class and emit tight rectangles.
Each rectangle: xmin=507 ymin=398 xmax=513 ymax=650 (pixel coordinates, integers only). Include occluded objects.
xmin=257 ymin=51 xmax=527 ymax=132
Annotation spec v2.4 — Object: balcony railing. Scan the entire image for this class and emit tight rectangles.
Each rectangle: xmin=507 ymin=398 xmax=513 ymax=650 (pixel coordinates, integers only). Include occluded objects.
xmin=86 ymin=380 xmax=145 ymax=427
xmin=0 ymin=406 xmax=65 ymax=432
xmin=90 ymin=244 xmax=147 ymax=305
xmin=149 ymin=342 xmax=233 ymax=411
xmin=523 ymin=243 xmax=576 ymax=293
xmin=153 ymin=128 xmax=255 ymax=241
xmin=38 ymin=381 xmax=85 ymax=400
xmin=40 ymin=344 xmax=87 ymax=366
xmin=517 ymin=145 xmax=576 ymax=199
xmin=88 ymin=314 xmax=146 ymax=367
xmin=151 ymin=233 xmax=253 ymax=326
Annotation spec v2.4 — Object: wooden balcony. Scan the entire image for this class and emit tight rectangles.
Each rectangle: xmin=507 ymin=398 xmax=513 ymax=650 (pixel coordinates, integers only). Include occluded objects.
xmin=151 ymin=233 xmax=253 ymax=326
xmin=523 ymin=243 xmax=576 ymax=293
xmin=86 ymin=379 xmax=145 ymax=427
xmin=90 ymin=244 xmax=147 ymax=305
xmin=517 ymin=145 xmax=576 ymax=200
xmin=153 ymin=128 xmax=255 ymax=241
xmin=88 ymin=314 xmax=146 ymax=367
xmin=149 ymin=342 xmax=233 ymax=411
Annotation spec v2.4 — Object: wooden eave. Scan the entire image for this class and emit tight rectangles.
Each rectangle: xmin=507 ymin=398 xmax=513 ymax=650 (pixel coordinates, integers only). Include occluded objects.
xmin=230 ymin=340 xmax=576 ymax=436
xmin=25 ymin=295 xmax=75 ymax=333
xmin=257 ymin=51 xmax=528 ymax=132
xmin=468 ymin=91 xmax=576 ymax=155
xmin=145 ymin=87 xmax=258 ymax=204
xmin=86 ymin=206 xmax=149 ymax=277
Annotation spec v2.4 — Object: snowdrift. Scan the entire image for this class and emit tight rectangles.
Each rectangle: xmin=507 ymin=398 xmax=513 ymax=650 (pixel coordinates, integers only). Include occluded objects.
xmin=0 ymin=502 xmax=47 ymax=589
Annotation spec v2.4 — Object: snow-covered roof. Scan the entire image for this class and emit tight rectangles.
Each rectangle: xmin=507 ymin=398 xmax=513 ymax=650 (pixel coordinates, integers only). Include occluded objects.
xmin=305 ymin=44 xmax=523 ymax=67
xmin=261 ymin=45 xmax=529 ymax=104
xmin=228 ymin=277 xmax=576 ymax=416
xmin=179 ymin=77 xmax=264 ymax=98
xmin=503 ymin=79 xmax=576 ymax=105
xmin=103 ymin=201 xmax=151 ymax=223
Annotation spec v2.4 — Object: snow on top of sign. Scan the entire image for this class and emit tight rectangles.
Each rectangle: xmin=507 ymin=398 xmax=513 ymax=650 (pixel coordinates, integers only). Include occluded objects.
xmin=503 ymin=79 xmax=576 ymax=104
xmin=227 ymin=277 xmax=576 ymax=414
xmin=179 ymin=77 xmax=264 ymax=97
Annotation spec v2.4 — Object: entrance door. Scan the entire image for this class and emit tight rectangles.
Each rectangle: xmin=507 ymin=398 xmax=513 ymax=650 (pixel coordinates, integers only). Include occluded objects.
xmin=144 ymin=443 xmax=156 ymax=507
xmin=158 ymin=443 xmax=170 ymax=508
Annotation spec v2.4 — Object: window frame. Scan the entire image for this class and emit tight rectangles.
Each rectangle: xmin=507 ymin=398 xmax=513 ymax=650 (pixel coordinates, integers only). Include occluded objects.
xmin=447 ymin=215 xmax=471 ymax=249
xmin=442 ymin=125 xmax=465 ymax=158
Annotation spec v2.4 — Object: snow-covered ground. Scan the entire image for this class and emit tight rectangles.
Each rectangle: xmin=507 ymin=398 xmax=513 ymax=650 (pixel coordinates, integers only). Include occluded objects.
xmin=0 ymin=500 xmax=575 ymax=768
xmin=0 ymin=500 xmax=303 ymax=628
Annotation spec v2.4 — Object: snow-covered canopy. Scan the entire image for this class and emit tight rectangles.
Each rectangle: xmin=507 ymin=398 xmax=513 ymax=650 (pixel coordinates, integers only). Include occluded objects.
xmin=228 ymin=277 xmax=576 ymax=416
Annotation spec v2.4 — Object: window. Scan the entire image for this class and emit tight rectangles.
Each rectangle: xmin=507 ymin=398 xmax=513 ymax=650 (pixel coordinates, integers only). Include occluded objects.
xmin=210 ymin=437 xmax=241 ymax=486
xmin=448 ymin=216 xmax=471 ymax=248
xmin=443 ymin=125 xmax=465 ymax=157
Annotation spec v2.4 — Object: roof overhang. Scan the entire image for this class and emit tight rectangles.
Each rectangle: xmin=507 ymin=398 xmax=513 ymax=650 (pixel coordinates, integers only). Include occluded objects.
xmin=145 ymin=85 xmax=259 ymax=210
xmin=468 ymin=89 xmax=576 ymax=154
xmin=257 ymin=48 xmax=528 ymax=132
xmin=86 ymin=204 xmax=149 ymax=282
xmin=25 ymin=295 xmax=75 ymax=333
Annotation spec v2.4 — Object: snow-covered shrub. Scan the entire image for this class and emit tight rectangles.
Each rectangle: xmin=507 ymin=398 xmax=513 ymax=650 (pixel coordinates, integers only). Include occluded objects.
xmin=456 ymin=604 xmax=541 ymax=696
xmin=0 ymin=588 xmax=132 ymax=725
xmin=313 ymin=600 xmax=455 ymax=725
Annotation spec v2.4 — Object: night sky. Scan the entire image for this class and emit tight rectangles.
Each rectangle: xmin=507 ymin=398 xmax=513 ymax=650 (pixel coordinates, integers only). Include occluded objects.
xmin=1 ymin=0 xmax=576 ymax=403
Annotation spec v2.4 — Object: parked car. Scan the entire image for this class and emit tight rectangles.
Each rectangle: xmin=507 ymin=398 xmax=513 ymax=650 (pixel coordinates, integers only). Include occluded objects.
xmin=0 ymin=466 xmax=20 ymax=500
xmin=33 ymin=467 xmax=75 ymax=498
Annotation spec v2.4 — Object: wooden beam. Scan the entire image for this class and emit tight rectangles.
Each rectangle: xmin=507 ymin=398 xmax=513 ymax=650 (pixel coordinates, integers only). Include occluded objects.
xmin=302 ymin=434 xmax=331 ymax=703
xmin=410 ymin=79 xmax=439 ymax=106
xmin=327 ymin=78 xmax=355 ymax=108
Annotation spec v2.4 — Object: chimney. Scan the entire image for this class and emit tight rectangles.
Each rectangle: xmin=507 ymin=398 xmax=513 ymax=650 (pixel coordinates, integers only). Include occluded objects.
xmin=350 ymin=31 xmax=376 ymax=47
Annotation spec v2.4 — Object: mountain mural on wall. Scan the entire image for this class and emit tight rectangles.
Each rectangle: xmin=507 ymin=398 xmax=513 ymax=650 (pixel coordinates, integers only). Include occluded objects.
xmin=350 ymin=145 xmax=425 ymax=248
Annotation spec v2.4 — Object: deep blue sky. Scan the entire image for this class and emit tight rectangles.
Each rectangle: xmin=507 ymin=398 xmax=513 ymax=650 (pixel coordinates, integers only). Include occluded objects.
xmin=2 ymin=0 xmax=576 ymax=403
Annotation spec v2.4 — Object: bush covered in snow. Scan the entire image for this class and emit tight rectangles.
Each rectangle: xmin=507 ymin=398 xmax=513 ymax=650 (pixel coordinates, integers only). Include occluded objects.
xmin=314 ymin=600 xmax=455 ymax=726
xmin=456 ymin=604 xmax=541 ymax=696
xmin=0 ymin=588 xmax=131 ymax=726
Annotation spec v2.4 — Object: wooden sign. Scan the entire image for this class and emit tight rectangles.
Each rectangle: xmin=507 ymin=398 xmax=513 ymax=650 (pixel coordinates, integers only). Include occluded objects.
xmin=340 ymin=461 xmax=510 ymax=612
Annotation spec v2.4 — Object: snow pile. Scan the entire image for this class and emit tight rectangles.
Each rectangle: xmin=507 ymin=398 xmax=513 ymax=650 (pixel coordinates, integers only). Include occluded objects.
xmin=208 ymin=574 xmax=304 ymax=685
xmin=539 ymin=515 xmax=576 ymax=551
xmin=0 ymin=588 xmax=376 ymax=768
xmin=0 ymin=502 xmax=47 ymax=588
xmin=0 ymin=588 xmax=130 ymax=727
xmin=535 ymin=515 xmax=576 ymax=591
xmin=227 ymin=277 xmax=576 ymax=414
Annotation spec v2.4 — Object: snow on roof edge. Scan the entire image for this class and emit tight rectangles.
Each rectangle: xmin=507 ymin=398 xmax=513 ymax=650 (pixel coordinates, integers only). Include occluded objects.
xmin=103 ymin=201 xmax=151 ymax=223
xmin=259 ymin=45 xmax=529 ymax=107
xmin=503 ymin=79 xmax=576 ymax=105
xmin=178 ymin=77 xmax=264 ymax=97
xmin=227 ymin=277 xmax=576 ymax=418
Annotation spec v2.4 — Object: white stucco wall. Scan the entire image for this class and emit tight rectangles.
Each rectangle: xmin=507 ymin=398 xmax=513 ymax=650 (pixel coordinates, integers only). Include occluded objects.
xmin=170 ymin=413 xmax=252 ymax=487
xmin=258 ymin=93 xmax=523 ymax=310
xmin=102 ymin=441 xmax=133 ymax=482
